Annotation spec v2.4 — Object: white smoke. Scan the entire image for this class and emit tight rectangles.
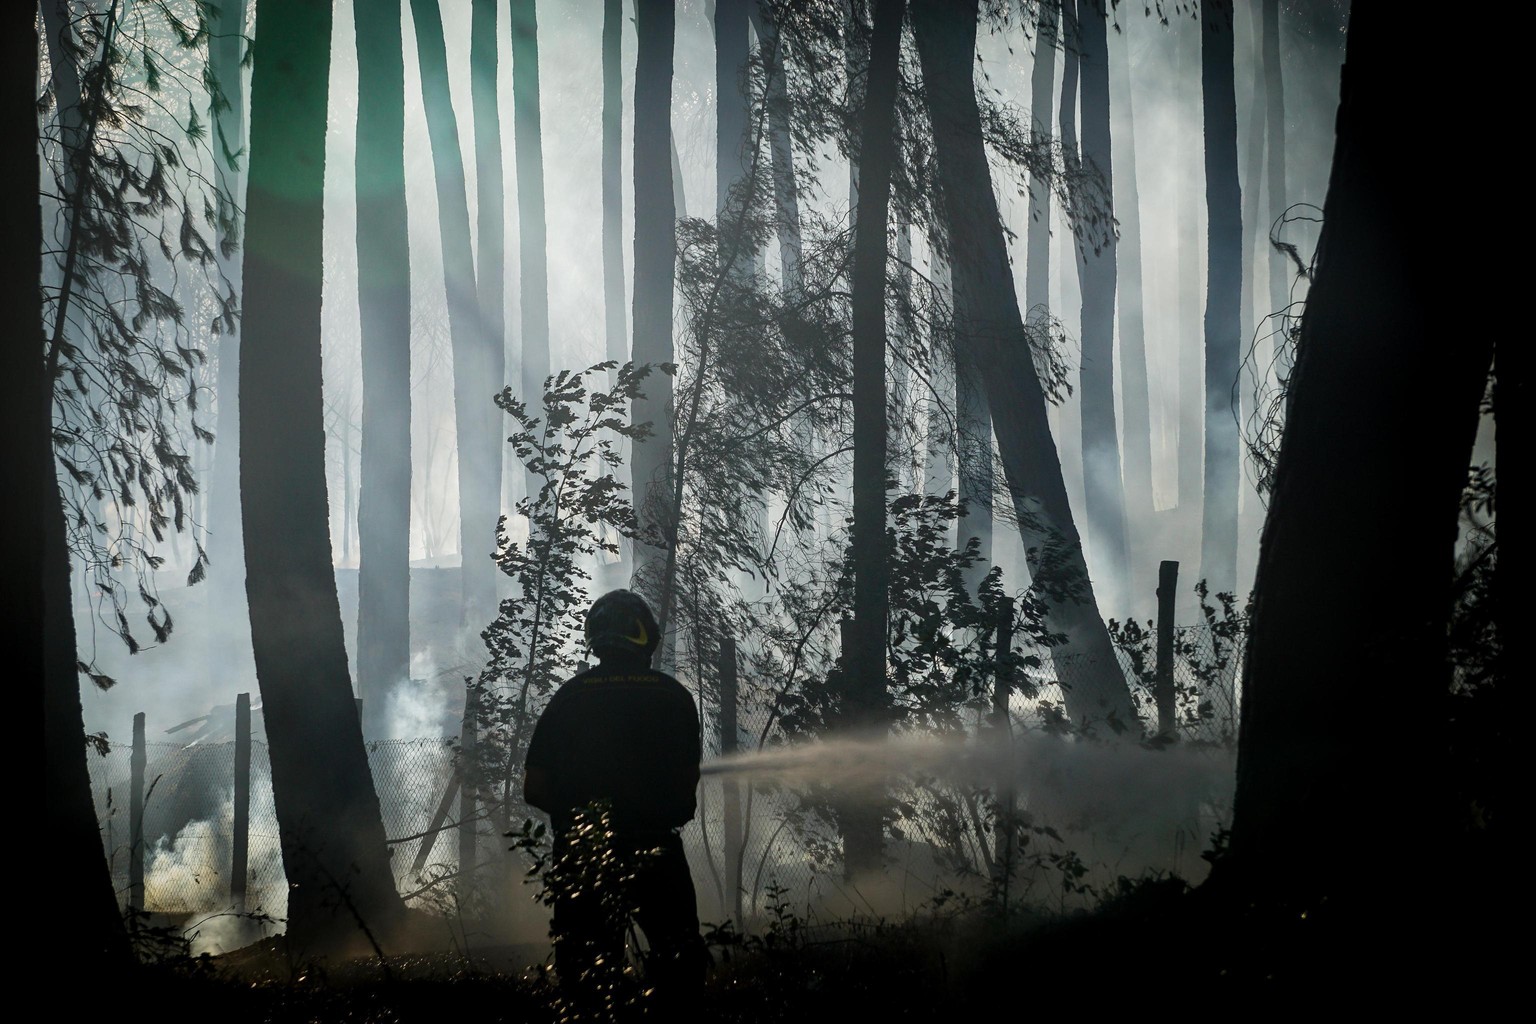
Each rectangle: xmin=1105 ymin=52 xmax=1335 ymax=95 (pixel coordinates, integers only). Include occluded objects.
xmin=699 ymin=729 xmax=1234 ymax=910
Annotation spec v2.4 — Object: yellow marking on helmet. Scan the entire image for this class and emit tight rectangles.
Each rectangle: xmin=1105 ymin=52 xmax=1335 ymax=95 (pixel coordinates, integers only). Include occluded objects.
xmin=624 ymin=619 xmax=649 ymax=647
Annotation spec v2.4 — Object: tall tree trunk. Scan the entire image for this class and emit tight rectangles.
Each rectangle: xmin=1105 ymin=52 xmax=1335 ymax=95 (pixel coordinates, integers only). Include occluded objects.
xmin=844 ymin=0 xmax=905 ymax=877
xmin=603 ymin=0 xmax=626 ymax=373
xmin=600 ymin=0 xmax=632 ymax=587
xmin=411 ymin=0 xmax=497 ymax=629
xmin=924 ymin=253 xmax=955 ymax=503
xmin=717 ymin=0 xmax=772 ymax=602
xmin=753 ymin=0 xmax=803 ymax=297
xmin=476 ymin=0 xmax=509 ymax=571
xmin=511 ymin=0 xmax=547 ymax=511
xmin=40 ymin=1 xmax=84 ymax=198
xmin=671 ymin=130 xmax=689 ymax=216
xmin=1261 ymin=0 xmax=1287 ymax=348
xmin=1057 ymin=0 xmax=1078 ymax=162
xmin=1109 ymin=15 xmax=1153 ymax=539
xmin=632 ymin=0 xmax=677 ymax=592
xmin=1074 ymin=0 xmax=1129 ymax=612
xmin=1175 ymin=17 xmax=1203 ymax=550
xmin=957 ymin=354 xmax=993 ymax=594
xmin=912 ymin=0 xmax=1140 ymax=733
xmin=1237 ymin=0 xmax=1266 ymax=424
xmin=355 ymin=0 xmax=412 ymax=739
xmin=206 ymin=0 xmax=252 ymax=667
xmin=19 ymin=8 xmax=131 ymax=967
xmin=844 ymin=0 xmax=871 ymax=216
xmin=716 ymin=0 xmax=751 ymax=232
xmin=1199 ymin=1 xmax=1242 ymax=598
xmin=1024 ymin=0 xmax=1057 ymax=322
xmin=1223 ymin=0 xmax=1491 ymax=935
xmin=243 ymin=0 xmax=406 ymax=951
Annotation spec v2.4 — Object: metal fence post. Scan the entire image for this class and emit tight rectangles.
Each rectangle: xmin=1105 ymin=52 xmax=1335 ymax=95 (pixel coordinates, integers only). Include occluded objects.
xmin=130 ymin=711 xmax=146 ymax=911
xmin=232 ymin=693 xmax=250 ymax=912
xmin=720 ymin=636 xmax=743 ymax=925
xmin=1156 ymin=560 xmax=1179 ymax=739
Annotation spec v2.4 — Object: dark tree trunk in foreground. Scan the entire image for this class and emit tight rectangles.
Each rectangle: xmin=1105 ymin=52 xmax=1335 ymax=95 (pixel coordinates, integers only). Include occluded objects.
xmin=913 ymin=0 xmax=1139 ymax=733
xmin=18 ymin=9 xmax=130 ymax=967
xmin=1223 ymin=2 xmax=1492 ymax=941
xmin=355 ymin=0 xmax=412 ymax=738
xmin=1199 ymin=1 xmax=1242 ymax=598
xmin=1074 ymin=0 xmax=1129 ymax=608
xmin=243 ymin=0 xmax=406 ymax=952
xmin=411 ymin=0 xmax=497 ymax=628
xmin=632 ymin=0 xmax=677 ymax=586
xmin=843 ymin=0 xmax=905 ymax=876
xmin=511 ymin=0 xmax=547 ymax=508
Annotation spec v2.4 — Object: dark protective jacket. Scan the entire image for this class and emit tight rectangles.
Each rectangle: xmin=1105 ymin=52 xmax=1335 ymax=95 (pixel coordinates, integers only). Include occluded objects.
xmin=525 ymin=658 xmax=701 ymax=834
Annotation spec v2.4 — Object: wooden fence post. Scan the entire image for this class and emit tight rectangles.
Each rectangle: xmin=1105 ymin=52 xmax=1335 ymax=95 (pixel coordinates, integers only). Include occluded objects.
xmin=232 ymin=693 xmax=250 ymax=912
xmin=991 ymin=598 xmax=1016 ymax=891
xmin=130 ymin=711 xmax=146 ymax=911
xmin=458 ymin=711 xmax=477 ymax=885
xmin=1156 ymin=560 xmax=1179 ymax=739
xmin=992 ymin=597 xmax=1015 ymax=734
xmin=720 ymin=636 xmax=743 ymax=925
xmin=413 ymin=772 xmax=461 ymax=876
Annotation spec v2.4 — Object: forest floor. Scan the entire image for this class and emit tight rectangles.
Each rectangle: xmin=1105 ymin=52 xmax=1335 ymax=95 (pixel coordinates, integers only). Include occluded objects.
xmin=107 ymin=874 xmax=1498 ymax=1021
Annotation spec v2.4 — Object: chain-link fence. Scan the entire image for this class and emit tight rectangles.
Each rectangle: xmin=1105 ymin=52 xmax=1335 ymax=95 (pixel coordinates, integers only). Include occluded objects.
xmin=89 ymin=620 xmax=1242 ymax=926
xmin=88 ymin=738 xmax=457 ymax=918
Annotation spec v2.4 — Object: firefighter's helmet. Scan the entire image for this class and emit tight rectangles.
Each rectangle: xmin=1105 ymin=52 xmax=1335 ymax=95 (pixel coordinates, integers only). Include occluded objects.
xmin=585 ymin=589 xmax=660 ymax=660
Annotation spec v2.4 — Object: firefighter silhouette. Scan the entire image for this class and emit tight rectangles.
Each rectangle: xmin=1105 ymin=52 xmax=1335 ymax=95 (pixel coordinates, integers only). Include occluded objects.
xmin=524 ymin=589 xmax=707 ymax=1000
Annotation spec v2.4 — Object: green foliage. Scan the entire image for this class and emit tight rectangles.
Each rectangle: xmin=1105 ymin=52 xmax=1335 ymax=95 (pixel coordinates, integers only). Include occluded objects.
xmin=1448 ymin=441 xmax=1501 ymax=838
xmin=508 ymin=803 xmax=662 ymax=1020
xmin=466 ymin=364 xmax=650 ymax=841
xmin=760 ymin=0 xmax=1114 ymax=256
xmin=40 ymin=0 xmax=241 ymax=671
xmin=770 ymin=492 xmax=1059 ymax=743
xmin=645 ymin=0 xmax=1093 ymax=695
